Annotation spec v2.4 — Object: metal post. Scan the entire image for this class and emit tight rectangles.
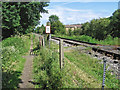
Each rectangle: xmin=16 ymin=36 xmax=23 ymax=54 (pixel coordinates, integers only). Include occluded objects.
xmin=102 ymin=58 xmax=107 ymax=90
xmin=118 ymin=61 xmax=120 ymax=88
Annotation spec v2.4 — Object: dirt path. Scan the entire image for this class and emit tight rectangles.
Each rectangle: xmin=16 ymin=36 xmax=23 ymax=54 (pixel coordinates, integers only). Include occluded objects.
xmin=18 ymin=39 xmax=34 ymax=88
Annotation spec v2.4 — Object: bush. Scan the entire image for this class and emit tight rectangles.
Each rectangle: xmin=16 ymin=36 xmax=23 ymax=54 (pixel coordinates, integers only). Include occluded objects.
xmin=33 ymin=48 xmax=62 ymax=89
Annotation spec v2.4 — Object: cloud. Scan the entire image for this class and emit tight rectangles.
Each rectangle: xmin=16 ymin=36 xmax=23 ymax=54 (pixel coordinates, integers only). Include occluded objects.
xmin=40 ymin=5 xmax=110 ymax=26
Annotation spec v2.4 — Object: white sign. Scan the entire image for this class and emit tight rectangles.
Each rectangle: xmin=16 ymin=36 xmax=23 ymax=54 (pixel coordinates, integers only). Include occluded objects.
xmin=45 ymin=26 xmax=51 ymax=34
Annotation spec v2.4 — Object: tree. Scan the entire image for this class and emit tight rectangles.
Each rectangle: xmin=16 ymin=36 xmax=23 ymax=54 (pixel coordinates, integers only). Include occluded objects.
xmin=34 ymin=26 xmax=40 ymax=33
xmin=2 ymin=2 xmax=21 ymax=38
xmin=2 ymin=2 xmax=49 ymax=39
xmin=73 ymin=28 xmax=82 ymax=35
xmin=81 ymin=22 xmax=90 ymax=36
xmin=49 ymin=15 xmax=59 ymax=23
xmin=109 ymin=9 xmax=120 ymax=38
xmin=34 ymin=24 xmax=45 ymax=34
xmin=40 ymin=24 xmax=45 ymax=34
xmin=68 ymin=29 xmax=73 ymax=36
xmin=49 ymin=15 xmax=65 ymax=34
xmin=81 ymin=18 xmax=110 ymax=40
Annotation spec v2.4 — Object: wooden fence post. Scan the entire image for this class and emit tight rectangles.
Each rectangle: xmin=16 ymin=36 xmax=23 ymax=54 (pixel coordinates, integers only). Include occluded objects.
xmin=42 ymin=36 xmax=45 ymax=47
xmin=59 ymin=39 xmax=64 ymax=69
xmin=39 ymin=36 xmax=42 ymax=49
xmin=49 ymin=34 xmax=51 ymax=49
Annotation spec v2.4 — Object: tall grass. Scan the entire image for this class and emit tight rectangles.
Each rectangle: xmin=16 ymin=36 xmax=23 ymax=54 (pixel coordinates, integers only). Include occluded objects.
xmin=31 ymin=34 xmax=62 ymax=89
xmin=33 ymin=48 xmax=62 ymax=89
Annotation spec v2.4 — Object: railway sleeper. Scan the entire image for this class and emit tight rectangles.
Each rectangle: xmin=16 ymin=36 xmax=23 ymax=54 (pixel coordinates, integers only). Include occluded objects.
xmin=92 ymin=48 xmax=120 ymax=60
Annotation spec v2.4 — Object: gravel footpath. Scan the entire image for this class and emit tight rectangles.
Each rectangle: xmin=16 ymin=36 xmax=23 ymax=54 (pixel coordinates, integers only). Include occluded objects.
xmin=18 ymin=39 xmax=34 ymax=88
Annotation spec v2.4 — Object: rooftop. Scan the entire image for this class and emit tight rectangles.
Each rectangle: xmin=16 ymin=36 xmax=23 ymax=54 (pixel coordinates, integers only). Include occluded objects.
xmin=65 ymin=24 xmax=82 ymax=28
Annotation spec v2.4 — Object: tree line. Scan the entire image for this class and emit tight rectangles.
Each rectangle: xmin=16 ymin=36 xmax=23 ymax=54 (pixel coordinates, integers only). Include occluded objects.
xmin=36 ymin=9 xmax=120 ymax=41
xmin=2 ymin=2 xmax=49 ymax=39
xmin=68 ymin=9 xmax=120 ymax=40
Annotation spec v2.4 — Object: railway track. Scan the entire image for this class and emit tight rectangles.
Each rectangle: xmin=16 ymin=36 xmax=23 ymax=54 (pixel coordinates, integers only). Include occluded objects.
xmin=51 ymin=36 xmax=120 ymax=60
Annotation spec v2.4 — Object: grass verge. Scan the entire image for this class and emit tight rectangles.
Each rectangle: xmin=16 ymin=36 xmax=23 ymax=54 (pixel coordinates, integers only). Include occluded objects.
xmin=2 ymin=34 xmax=31 ymax=88
xmin=64 ymin=50 xmax=119 ymax=88
xmin=32 ymin=35 xmax=119 ymax=88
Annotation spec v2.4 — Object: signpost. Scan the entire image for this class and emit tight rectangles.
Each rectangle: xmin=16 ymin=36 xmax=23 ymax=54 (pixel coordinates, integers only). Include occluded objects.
xmin=45 ymin=26 xmax=51 ymax=34
xmin=45 ymin=22 xmax=51 ymax=48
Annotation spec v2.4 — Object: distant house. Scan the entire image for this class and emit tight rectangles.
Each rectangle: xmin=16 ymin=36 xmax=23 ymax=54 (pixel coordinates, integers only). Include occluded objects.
xmin=65 ymin=24 xmax=82 ymax=31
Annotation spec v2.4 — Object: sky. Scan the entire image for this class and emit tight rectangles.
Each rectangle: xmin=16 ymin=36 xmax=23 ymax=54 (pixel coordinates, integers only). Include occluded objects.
xmin=39 ymin=1 xmax=119 ymax=26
